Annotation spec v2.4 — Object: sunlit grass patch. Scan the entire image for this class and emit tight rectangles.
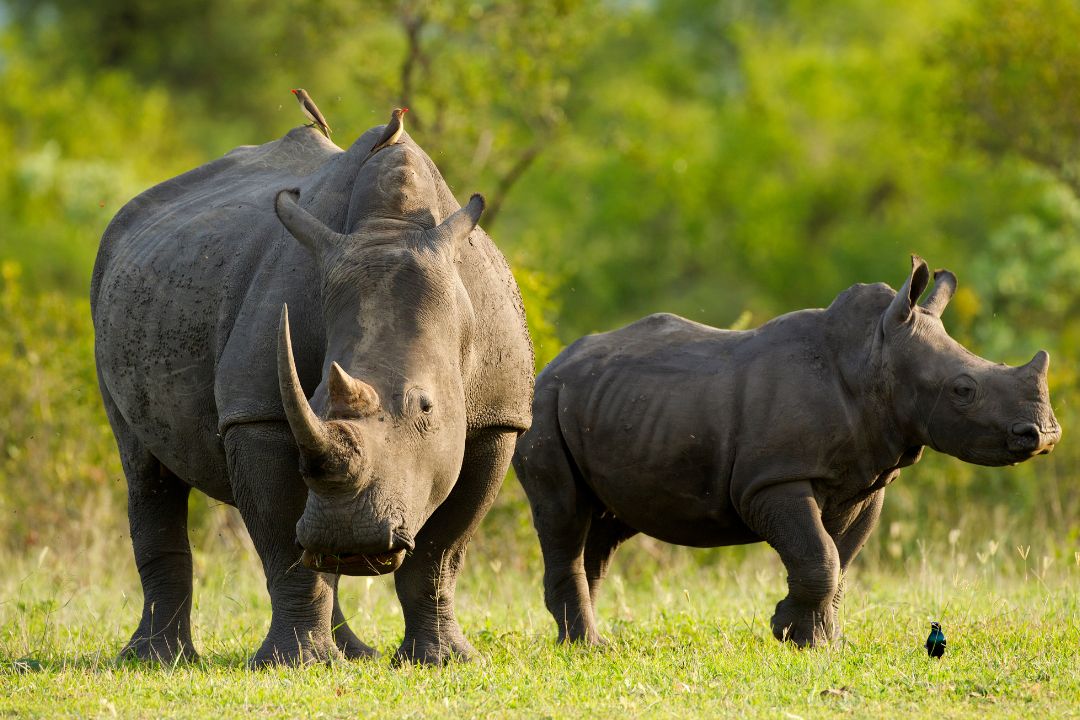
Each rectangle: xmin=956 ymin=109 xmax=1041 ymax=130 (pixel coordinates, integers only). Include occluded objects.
xmin=1 ymin=534 xmax=1077 ymax=719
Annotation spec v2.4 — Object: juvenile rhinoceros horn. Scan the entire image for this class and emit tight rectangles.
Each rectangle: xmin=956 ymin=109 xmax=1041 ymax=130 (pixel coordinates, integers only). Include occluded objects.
xmin=1022 ymin=350 xmax=1050 ymax=378
xmin=277 ymin=304 xmax=333 ymax=460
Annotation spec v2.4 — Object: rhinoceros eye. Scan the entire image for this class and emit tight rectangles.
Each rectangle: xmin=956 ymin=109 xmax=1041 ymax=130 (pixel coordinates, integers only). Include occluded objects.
xmin=951 ymin=375 xmax=976 ymax=404
xmin=406 ymin=387 xmax=434 ymax=415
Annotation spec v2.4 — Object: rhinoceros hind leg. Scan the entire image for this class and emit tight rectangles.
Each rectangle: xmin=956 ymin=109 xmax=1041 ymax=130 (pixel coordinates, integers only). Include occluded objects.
xmin=106 ymin=390 xmax=200 ymax=665
xmin=514 ymin=424 xmax=601 ymax=645
xmin=225 ymin=423 xmax=342 ymax=667
xmin=331 ymin=577 xmax=379 ymax=659
xmin=393 ymin=427 xmax=516 ymax=665
xmin=583 ymin=512 xmax=638 ymax=608
xmin=118 ymin=459 xmax=200 ymax=665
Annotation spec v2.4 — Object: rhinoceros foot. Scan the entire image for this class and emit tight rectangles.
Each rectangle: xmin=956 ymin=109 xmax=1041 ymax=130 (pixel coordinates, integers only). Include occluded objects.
xmin=393 ymin=629 xmax=476 ymax=666
xmin=118 ymin=635 xmax=200 ymax=665
xmin=333 ymin=623 xmax=380 ymax=659
xmin=301 ymin=549 xmax=405 ymax=576
xmin=248 ymin=629 xmax=344 ymax=668
xmin=770 ymin=597 xmax=837 ymax=648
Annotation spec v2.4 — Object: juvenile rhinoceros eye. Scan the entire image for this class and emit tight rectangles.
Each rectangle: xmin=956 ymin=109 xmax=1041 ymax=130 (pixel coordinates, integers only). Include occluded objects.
xmin=418 ymin=395 xmax=434 ymax=414
xmin=952 ymin=376 xmax=976 ymax=403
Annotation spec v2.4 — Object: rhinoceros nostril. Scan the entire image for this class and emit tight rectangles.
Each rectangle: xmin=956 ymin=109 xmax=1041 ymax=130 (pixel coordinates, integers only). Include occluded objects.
xmin=1008 ymin=422 xmax=1041 ymax=453
xmin=1010 ymin=422 xmax=1039 ymax=440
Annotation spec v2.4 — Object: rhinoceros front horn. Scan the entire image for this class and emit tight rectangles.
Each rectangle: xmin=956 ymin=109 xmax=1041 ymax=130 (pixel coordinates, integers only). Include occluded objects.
xmin=1022 ymin=350 xmax=1050 ymax=378
xmin=277 ymin=304 xmax=333 ymax=461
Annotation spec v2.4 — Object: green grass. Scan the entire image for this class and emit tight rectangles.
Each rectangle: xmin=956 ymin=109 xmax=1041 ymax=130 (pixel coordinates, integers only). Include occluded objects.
xmin=2 ymin=526 xmax=1078 ymax=719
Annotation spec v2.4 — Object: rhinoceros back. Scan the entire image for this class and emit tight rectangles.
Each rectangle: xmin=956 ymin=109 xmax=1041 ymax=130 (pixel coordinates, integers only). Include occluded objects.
xmin=91 ymin=130 xmax=349 ymax=493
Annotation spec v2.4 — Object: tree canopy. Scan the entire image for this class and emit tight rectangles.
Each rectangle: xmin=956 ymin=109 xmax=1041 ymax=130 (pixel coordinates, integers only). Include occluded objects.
xmin=0 ymin=0 xmax=1076 ymax=545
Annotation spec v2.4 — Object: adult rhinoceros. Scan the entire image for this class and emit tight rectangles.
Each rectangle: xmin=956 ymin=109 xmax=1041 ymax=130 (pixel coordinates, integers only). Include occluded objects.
xmin=513 ymin=256 xmax=1059 ymax=647
xmin=92 ymin=125 xmax=533 ymax=665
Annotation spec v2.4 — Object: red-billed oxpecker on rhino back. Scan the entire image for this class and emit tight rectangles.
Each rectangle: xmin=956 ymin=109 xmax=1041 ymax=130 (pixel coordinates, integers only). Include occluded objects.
xmin=513 ymin=256 xmax=1059 ymax=647
xmin=92 ymin=120 xmax=533 ymax=667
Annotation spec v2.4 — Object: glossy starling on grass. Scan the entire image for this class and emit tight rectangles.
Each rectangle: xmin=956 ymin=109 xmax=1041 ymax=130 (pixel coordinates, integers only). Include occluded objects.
xmin=291 ymin=88 xmax=332 ymax=139
xmin=926 ymin=621 xmax=946 ymax=658
xmin=369 ymin=107 xmax=408 ymax=154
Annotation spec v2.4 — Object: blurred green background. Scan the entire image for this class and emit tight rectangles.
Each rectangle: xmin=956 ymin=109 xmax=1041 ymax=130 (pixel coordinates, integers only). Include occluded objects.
xmin=0 ymin=0 xmax=1076 ymax=571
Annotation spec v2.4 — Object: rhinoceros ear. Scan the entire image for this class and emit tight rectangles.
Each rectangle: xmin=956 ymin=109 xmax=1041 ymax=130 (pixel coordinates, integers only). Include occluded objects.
xmin=886 ymin=255 xmax=931 ymax=326
xmin=425 ymin=193 xmax=485 ymax=255
xmin=275 ymin=188 xmax=346 ymax=256
xmin=920 ymin=269 xmax=957 ymax=318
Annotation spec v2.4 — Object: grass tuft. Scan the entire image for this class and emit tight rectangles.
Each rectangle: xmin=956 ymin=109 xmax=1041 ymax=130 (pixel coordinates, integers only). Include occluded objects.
xmin=2 ymin=535 xmax=1077 ymax=718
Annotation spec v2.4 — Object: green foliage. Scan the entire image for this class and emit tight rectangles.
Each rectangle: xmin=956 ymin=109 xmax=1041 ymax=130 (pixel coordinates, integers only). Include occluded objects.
xmin=937 ymin=0 xmax=1080 ymax=194
xmin=0 ymin=262 xmax=122 ymax=548
xmin=0 ymin=30 xmax=202 ymax=289
xmin=0 ymin=0 xmax=1077 ymax=557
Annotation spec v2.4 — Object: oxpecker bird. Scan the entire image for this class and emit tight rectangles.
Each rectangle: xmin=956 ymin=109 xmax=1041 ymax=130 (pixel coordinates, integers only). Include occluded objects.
xmin=291 ymin=88 xmax=332 ymax=139
xmin=369 ymin=107 xmax=408 ymax=154
xmin=926 ymin=621 xmax=946 ymax=658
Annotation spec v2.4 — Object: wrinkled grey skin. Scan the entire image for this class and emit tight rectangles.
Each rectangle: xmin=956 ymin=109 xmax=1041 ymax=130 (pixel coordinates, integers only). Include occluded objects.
xmin=92 ymin=125 xmax=533 ymax=666
xmin=513 ymin=256 xmax=1059 ymax=647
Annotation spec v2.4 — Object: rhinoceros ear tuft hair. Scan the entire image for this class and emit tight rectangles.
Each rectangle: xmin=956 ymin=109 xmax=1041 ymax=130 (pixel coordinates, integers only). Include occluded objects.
xmin=920 ymin=268 xmax=957 ymax=318
xmin=327 ymin=362 xmax=381 ymax=419
xmin=466 ymin=193 xmax=485 ymax=219
xmin=886 ymin=254 xmax=931 ymax=326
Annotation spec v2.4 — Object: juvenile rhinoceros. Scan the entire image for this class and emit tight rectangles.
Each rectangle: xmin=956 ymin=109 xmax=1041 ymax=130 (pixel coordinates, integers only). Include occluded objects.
xmin=92 ymin=125 xmax=533 ymax=665
xmin=513 ymin=256 xmax=1059 ymax=647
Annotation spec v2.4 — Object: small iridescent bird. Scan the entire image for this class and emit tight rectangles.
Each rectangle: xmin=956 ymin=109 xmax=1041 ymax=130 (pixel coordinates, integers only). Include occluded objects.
xmin=926 ymin=621 xmax=946 ymax=658
xmin=291 ymin=88 xmax=332 ymax=139
xmin=369 ymin=107 xmax=408 ymax=154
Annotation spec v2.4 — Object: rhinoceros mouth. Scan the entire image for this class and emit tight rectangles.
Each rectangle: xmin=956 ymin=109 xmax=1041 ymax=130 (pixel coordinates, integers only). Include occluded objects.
xmin=301 ymin=549 xmax=405 ymax=576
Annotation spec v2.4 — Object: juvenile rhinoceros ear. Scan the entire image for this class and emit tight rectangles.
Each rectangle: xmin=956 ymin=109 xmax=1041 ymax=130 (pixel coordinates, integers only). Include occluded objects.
xmin=886 ymin=255 xmax=931 ymax=326
xmin=920 ymin=269 xmax=957 ymax=318
xmin=275 ymin=188 xmax=346 ymax=256
xmin=424 ymin=193 xmax=485 ymax=255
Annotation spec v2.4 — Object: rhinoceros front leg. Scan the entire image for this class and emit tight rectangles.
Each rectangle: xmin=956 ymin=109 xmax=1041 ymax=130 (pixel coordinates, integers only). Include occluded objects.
xmin=225 ymin=423 xmax=343 ymax=666
xmin=745 ymin=480 xmax=840 ymax=648
xmin=393 ymin=427 xmax=516 ymax=665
